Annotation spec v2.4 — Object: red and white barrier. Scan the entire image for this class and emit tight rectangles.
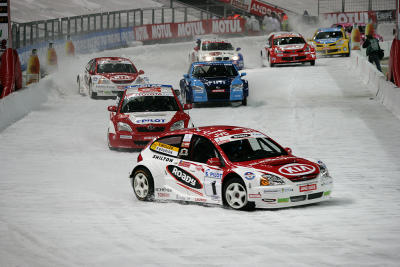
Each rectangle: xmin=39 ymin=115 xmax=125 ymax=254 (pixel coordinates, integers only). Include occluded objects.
xmin=0 ymin=48 xmax=22 ymax=99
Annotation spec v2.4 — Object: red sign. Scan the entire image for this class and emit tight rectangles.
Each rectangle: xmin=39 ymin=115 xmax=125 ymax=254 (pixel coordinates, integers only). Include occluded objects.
xmin=299 ymin=184 xmax=317 ymax=192
xmin=249 ymin=0 xmax=284 ymax=17
xmin=324 ymin=11 xmax=371 ymax=24
xmin=134 ymin=19 xmax=245 ymax=41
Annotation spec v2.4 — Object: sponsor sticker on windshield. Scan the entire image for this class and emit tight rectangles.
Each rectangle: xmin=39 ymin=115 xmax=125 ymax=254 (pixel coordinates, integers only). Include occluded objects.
xmin=151 ymin=142 xmax=179 ymax=156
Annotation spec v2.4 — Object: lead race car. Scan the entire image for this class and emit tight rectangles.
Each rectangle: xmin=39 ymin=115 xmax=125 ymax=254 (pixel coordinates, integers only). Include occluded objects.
xmin=190 ymin=38 xmax=244 ymax=70
xmin=180 ymin=61 xmax=248 ymax=106
xmin=107 ymin=84 xmax=193 ymax=150
xmin=77 ymin=57 xmax=148 ymax=99
xmin=130 ymin=126 xmax=333 ymax=210
xmin=261 ymin=32 xmax=316 ymax=67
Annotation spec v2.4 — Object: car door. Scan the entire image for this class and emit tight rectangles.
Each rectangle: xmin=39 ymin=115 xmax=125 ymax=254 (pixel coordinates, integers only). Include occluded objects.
xmin=84 ymin=59 xmax=94 ymax=87
xmin=176 ymin=134 xmax=224 ymax=204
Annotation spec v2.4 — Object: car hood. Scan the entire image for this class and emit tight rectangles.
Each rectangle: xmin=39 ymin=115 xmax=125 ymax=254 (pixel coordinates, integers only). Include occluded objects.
xmin=235 ymin=156 xmax=320 ymax=179
xmin=127 ymin=111 xmax=177 ymax=125
xmin=200 ymin=51 xmax=236 ymax=56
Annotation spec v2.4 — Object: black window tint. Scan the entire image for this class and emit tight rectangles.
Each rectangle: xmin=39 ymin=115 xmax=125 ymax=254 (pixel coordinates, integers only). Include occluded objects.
xmin=121 ymin=96 xmax=179 ymax=113
xmin=150 ymin=135 xmax=183 ymax=158
xmin=187 ymin=135 xmax=219 ymax=164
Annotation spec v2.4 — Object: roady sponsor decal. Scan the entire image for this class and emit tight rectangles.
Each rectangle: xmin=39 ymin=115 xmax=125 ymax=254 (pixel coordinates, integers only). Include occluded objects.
xmin=279 ymin=163 xmax=316 ymax=176
xmin=152 ymin=154 xmax=174 ymax=162
xmin=167 ymin=165 xmax=203 ymax=189
xmin=151 ymin=142 xmax=179 ymax=156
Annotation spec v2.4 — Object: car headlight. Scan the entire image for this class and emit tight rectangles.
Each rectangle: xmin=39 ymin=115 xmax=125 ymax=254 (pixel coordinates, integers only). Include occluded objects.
xmin=117 ymin=122 xmax=132 ymax=132
xmin=260 ymin=174 xmax=286 ymax=186
xmin=318 ymin=161 xmax=330 ymax=178
xmin=231 ymin=84 xmax=243 ymax=91
xmin=337 ymin=40 xmax=345 ymax=46
xmin=203 ymin=56 xmax=213 ymax=61
xmin=98 ymin=77 xmax=111 ymax=84
xmin=170 ymin=120 xmax=185 ymax=131
xmin=232 ymin=55 xmax=239 ymax=61
xmin=192 ymin=85 xmax=204 ymax=93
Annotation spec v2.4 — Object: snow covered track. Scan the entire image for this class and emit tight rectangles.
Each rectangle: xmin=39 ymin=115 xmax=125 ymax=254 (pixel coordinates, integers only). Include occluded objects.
xmin=1 ymin=36 xmax=400 ymax=266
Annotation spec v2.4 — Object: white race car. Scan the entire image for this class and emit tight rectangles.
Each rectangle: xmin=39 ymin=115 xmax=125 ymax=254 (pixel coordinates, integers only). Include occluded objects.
xmin=189 ymin=39 xmax=244 ymax=70
xmin=77 ymin=57 xmax=148 ymax=99
xmin=130 ymin=126 xmax=333 ymax=210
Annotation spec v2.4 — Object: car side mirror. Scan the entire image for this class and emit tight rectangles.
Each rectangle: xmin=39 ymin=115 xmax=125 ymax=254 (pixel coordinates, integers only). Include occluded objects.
xmin=236 ymin=47 xmax=241 ymax=51
xmin=206 ymin=157 xmax=222 ymax=167
xmin=138 ymin=70 xmax=145 ymax=75
xmin=285 ymin=147 xmax=292 ymax=154
xmin=183 ymin=74 xmax=189 ymax=79
xmin=108 ymin=105 xmax=117 ymax=112
xmin=240 ymin=72 xmax=246 ymax=77
xmin=183 ymin=103 xmax=192 ymax=110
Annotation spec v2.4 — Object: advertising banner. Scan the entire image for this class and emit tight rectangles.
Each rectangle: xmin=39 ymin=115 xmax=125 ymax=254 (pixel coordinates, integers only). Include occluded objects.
xmin=134 ymin=19 xmax=246 ymax=42
xmin=0 ymin=0 xmax=9 ymax=43
xmin=249 ymin=0 xmax=283 ymax=17
xmin=324 ymin=10 xmax=396 ymax=24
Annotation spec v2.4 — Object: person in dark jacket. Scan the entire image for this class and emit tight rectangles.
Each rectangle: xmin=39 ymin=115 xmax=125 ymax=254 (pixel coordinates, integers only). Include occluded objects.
xmin=362 ymin=34 xmax=382 ymax=72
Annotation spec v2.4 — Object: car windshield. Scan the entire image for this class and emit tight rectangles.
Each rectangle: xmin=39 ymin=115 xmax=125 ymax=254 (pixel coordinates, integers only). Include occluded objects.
xmin=220 ymin=137 xmax=287 ymax=162
xmin=202 ymin=42 xmax=233 ymax=51
xmin=273 ymin=37 xmax=305 ymax=45
xmin=192 ymin=64 xmax=238 ymax=78
xmin=315 ymin=31 xmax=343 ymax=39
xmin=121 ymin=96 xmax=179 ymax=113
xmin=97 ymin=63 xmax=137 ymax=73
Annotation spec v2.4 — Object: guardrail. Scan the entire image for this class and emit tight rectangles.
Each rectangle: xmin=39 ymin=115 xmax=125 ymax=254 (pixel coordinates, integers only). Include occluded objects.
xmin=11 ymin=6 xmax=217 ymax=50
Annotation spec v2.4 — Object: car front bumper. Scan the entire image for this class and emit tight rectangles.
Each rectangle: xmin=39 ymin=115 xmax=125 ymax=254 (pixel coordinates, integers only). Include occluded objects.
xmin=249 ymin=176 xmax=333 ymax=209
xmin=315 ymin=44 xmax=349 ymax=55
xmin=108 ymin=132 xmax=159 ymax=149
xmin=270 ymin=52 xmax=316 ymax=64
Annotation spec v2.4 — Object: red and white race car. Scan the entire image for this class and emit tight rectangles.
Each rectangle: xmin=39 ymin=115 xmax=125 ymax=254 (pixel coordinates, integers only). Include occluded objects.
xmin=190 ymin=38 xmax=244 ymax=70
xmin=77 ymin=57 xmax=148 ymax=99
xmin=130 ymin=125 xmax=333 ymax=210
xmin=107 ymin=84 xmax=193 ymax=150
xmin=261 ymin=32 xmax=316 ymax=67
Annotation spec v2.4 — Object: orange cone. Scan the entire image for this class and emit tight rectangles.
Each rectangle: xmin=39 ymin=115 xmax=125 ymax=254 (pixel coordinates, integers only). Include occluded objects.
xmin=26 ymin=49 xmax=40 ymax=85
xmin=351 ymin=24 xmax=361 ymax=50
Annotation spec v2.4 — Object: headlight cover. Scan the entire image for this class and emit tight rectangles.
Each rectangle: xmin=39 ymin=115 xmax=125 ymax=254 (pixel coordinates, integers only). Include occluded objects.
xmin=231 ymin=83 xmax=243 ymax=91
xmin=318 ymin=160 xmax=330 ymax=178
xmin=117 ymin=122 xmax=132 ymax=132
xmin=260 ymin=173 xmax=286 ymax=186
xmin=337 ymin=39 xmax=345 ymax=46
xmin=204 ymin=56 xmax=213 ymax=61
xmin=170 ymin=120 xmax=185 ymax=131
xmin=232 ymin=55 xmax=239 ymax=61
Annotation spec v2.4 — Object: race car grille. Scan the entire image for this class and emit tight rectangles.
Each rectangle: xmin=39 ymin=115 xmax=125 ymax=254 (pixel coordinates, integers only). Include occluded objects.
xmin=327 ymin=49 xmax=338 ymax=53
xmin=329 ymin=43 xmax=337 ymax=46
xmin=133 ymin=140 xmax=150 ymax=146
xmin=215 ymin=57 xmax=230 ymax=61
xmin=207 ymin=91 xmax=230 ymax=100
xmin=316 ymin=44 xmax=323 ymax=47
xmin=282 ymin=56 xmax=307 ymax=61
xmin=308 ymin=192 xmax=323 ymax=200
xmin=283 ymin=50 xmax=303 ymax=54
xmin=287 ymin=173 xmax=318 ymax=182
xmin=290 ymin=195 xmax=306 ymax=202
xmin=136 ymin=126 xmax=165 ymax=132
xmin=112 ymin=80 xmax=134 ymax=84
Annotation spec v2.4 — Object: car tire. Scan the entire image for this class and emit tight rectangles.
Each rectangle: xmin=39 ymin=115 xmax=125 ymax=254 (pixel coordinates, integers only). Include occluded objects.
xmin=268 ymin=54 xmax=274 ymax=68
xmin=223 ymin=177 xmax=254 ymax=211
xmin=132 ymin=168 xmax=154 ymax=201
xmin=310 ymin=60 xmax=315 ymax=66
xmin=242 ymin=97 xmax=247 ymax=106
xmin=89 ymin=82 xmax=97 ymax=99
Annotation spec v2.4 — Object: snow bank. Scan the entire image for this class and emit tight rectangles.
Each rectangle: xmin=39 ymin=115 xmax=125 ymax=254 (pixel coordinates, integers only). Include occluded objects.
xmin=348 ymin=46 xmax=400 ymax=120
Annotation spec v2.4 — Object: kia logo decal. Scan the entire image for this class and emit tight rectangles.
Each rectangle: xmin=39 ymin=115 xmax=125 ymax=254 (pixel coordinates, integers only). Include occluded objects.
xmin=278 ymin=163 xmax=316 ymax=176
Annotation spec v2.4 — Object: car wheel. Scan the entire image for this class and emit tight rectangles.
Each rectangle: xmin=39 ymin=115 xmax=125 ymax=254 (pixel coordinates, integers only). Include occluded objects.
xmin=223 ymin=177 xmax=254 ymax=210
xmin=89 ymin=82 xmax=97 ymax=99
xmin=310 ymin=60 xmax=315 ymax=66
xmin=132 ymin=168 xmax=154 ymax=201
xmin=242 ymin=97 xmax=247 ymax=106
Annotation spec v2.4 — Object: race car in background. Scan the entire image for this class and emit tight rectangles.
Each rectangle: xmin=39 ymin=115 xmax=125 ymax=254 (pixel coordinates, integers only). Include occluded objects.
xmin=190 ymin=39 xmax=244 ymax=70
xmin=130 ymin=125 xmax=333 ymax=210
xmin=77 ymin=57 xmax=148 ymax=99
xmin=107 ymin=84 xmax=193 ymax=150
xmin=180 ymin=61 xmax=248 ymax=106
xmin=331 ymin=23 xmax=383 ymax=43
xmin=261 ymin=32 xmax=316 ymax=67
xmin=309 ymin=27 xmax=351 ymax=57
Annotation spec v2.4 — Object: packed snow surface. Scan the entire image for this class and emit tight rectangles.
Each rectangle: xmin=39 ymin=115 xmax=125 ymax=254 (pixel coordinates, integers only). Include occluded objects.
xmin=1 ymin=36 xmax=400 ymax=266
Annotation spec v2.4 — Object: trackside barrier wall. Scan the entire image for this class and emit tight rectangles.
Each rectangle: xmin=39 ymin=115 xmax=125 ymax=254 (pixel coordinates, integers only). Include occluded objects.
xmin=348 ymin=46 xmax=400 ymax=120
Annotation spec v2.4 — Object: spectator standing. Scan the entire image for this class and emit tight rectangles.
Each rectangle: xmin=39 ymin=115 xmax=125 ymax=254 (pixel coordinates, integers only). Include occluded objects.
xmin=362 ymin=34 xmax=383 ymax=72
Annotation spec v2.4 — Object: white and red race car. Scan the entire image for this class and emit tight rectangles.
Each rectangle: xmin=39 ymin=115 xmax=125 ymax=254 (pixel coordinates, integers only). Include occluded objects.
xmin=77 ymin=57 xmax=148 ymax=99
xmin=107 ymin=84 xmax=193 ymax=150
xmin=130 ymin=125 xmax=333 ymax=210
xmin=261 ymin=32 xmax=316 ymax=67
xmin=190 ymin=39 xmax=244 ymax=70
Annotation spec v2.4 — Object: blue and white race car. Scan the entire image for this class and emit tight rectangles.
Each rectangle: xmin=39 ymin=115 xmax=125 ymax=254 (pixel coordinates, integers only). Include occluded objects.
xmin=179 ymin=61 xmax=248 ymax=106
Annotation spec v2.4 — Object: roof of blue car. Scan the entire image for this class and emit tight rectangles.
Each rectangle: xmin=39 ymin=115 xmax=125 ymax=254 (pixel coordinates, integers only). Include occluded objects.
xmin=317 ymin=27 xmax=342 ymax=32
